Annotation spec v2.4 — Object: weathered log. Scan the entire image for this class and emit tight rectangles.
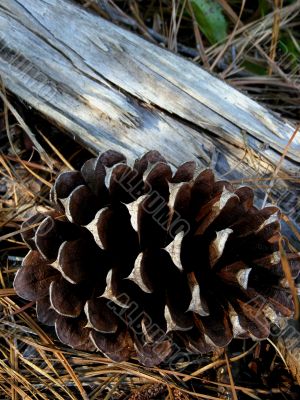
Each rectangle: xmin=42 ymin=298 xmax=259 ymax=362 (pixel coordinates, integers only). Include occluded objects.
xmin=0 ymin=0 xmax=299 ymax=382
xmin=0 ymin=0 xmax=299 ymax=171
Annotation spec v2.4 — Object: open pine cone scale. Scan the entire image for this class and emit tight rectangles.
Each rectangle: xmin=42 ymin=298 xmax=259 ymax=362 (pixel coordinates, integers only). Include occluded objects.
xmin=14 ymin=150 xmax=300 ymax=366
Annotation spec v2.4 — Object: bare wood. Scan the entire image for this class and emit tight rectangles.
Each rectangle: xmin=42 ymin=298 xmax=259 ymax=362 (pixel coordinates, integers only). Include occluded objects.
xmin=0 ymin=0 xmax=299 ymax=175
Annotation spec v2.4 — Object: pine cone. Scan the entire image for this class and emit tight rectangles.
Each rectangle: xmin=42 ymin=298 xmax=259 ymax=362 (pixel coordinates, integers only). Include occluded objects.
xmin=14 ymin=150 xmax=300 ymax=366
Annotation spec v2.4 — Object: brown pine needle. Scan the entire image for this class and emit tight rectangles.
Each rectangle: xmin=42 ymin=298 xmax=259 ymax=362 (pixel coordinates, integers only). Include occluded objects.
xmin=262 ymin=123 xmax=300 ymax=208
xmin=183 ymin=343 xmax=258 ymax=381
xmin=0 ymin=223 xmax=41 ymax=242
xmin=0 ymin=86 xmax=53 ymax=169
xmin=38 ymin=129 xmax=74 ymax=171
xmin=3 ymin=297 xmax=88 ymax=400
xmin=224 ymin=352 xmax=238 ymax=400
xmin=268 ymin=0 xmax=283 ymax=75
xmin=2 ymin=300 xmax=34 ymax=317
xmin=267 ymin=338 xmax=289 ymax=370
xmin=278 ymin=237 xmax=299 ymax=319
xmin=0 ymin=289 xmax=16 ymax=297
xmin=281 ymin=214 xmax=300 ymax=243
xmin=1 ymin=88 xmax=53 ymax=190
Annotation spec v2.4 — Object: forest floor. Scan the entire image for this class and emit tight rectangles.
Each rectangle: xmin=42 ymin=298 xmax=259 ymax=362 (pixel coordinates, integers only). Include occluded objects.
xmin=0 ymin=1 xmax=300 ymax=399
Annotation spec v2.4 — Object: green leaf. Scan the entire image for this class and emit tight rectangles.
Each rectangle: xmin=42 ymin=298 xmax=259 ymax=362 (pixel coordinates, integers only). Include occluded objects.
xmin=189 ymin=0 xmax=228 ymax=44
xmin=242 ymin=60 xmax=267 ymax=76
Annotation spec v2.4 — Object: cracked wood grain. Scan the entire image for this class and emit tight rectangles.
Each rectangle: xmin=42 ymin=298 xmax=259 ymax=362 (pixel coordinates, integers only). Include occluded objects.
xmin=0 ymin=0 xmax=299 ymax=173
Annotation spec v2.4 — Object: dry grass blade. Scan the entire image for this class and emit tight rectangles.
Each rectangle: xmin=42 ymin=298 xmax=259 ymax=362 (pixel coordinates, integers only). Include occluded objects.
xmin=267 ymin=337 xmax=289 ymax=370
xmin=0 ymin=223 xmax=41 ymax=242
xmin=281 ymin=214 xmax=300 ymax=243
xmin=186 ymin=0 xmax=209 ymax=68
xmin=1 ymin=9 xmax=300 ymax=392
xmin=2 ymin=300 xmax=35 ymax=317
xmin=169 ymin=0 xmax=187 ymax=52
xmin=262 ymin=123 xmax=300 ymax=207
xmin=201 ymin=378 xmax=282 ymax=396
xmin=0 ymin=87 xmax=53 ymax=169
xmin=102 ymin=374 xmax=126 ymax=400
xmin=211 ymin=0 xmax=246 ymax=71
xmin=2 ymin=297 xmax=88 ymax=400
xmin=208 ymin=0 xmax=300 ymax=89
xmin=2 ymin=99 xmax=52 ymax=189
xmin=15 ymin=354 xmax=70 ymax=400
xmin=183 ymin=343 xmax=258 ymax=382
xmin=239 ymin=391 xmax=262 ymax=400
xmin=88 ymin=375 xmax=119 ymax=400
xmin=0 ymin=289 xmax=16 ymax=297
xmin=37 ymin=129 xmax=74 ymax=171
xmin=224 ymin=352 xmax=238 ymax=400
xmin=0 ymin=154 xmax=36 ymax=204
xmin=268 ymin=0 xmax=283 ymax=75
xmin=3 ymin=155 xmax=53 ymax=173
xmin=0 ymin=92 xmax=53 ymax=210
xmin=278 ymin=237 xmax=300 ymax=320
xmin=0 ymin=349 xmax=43 ymax=400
